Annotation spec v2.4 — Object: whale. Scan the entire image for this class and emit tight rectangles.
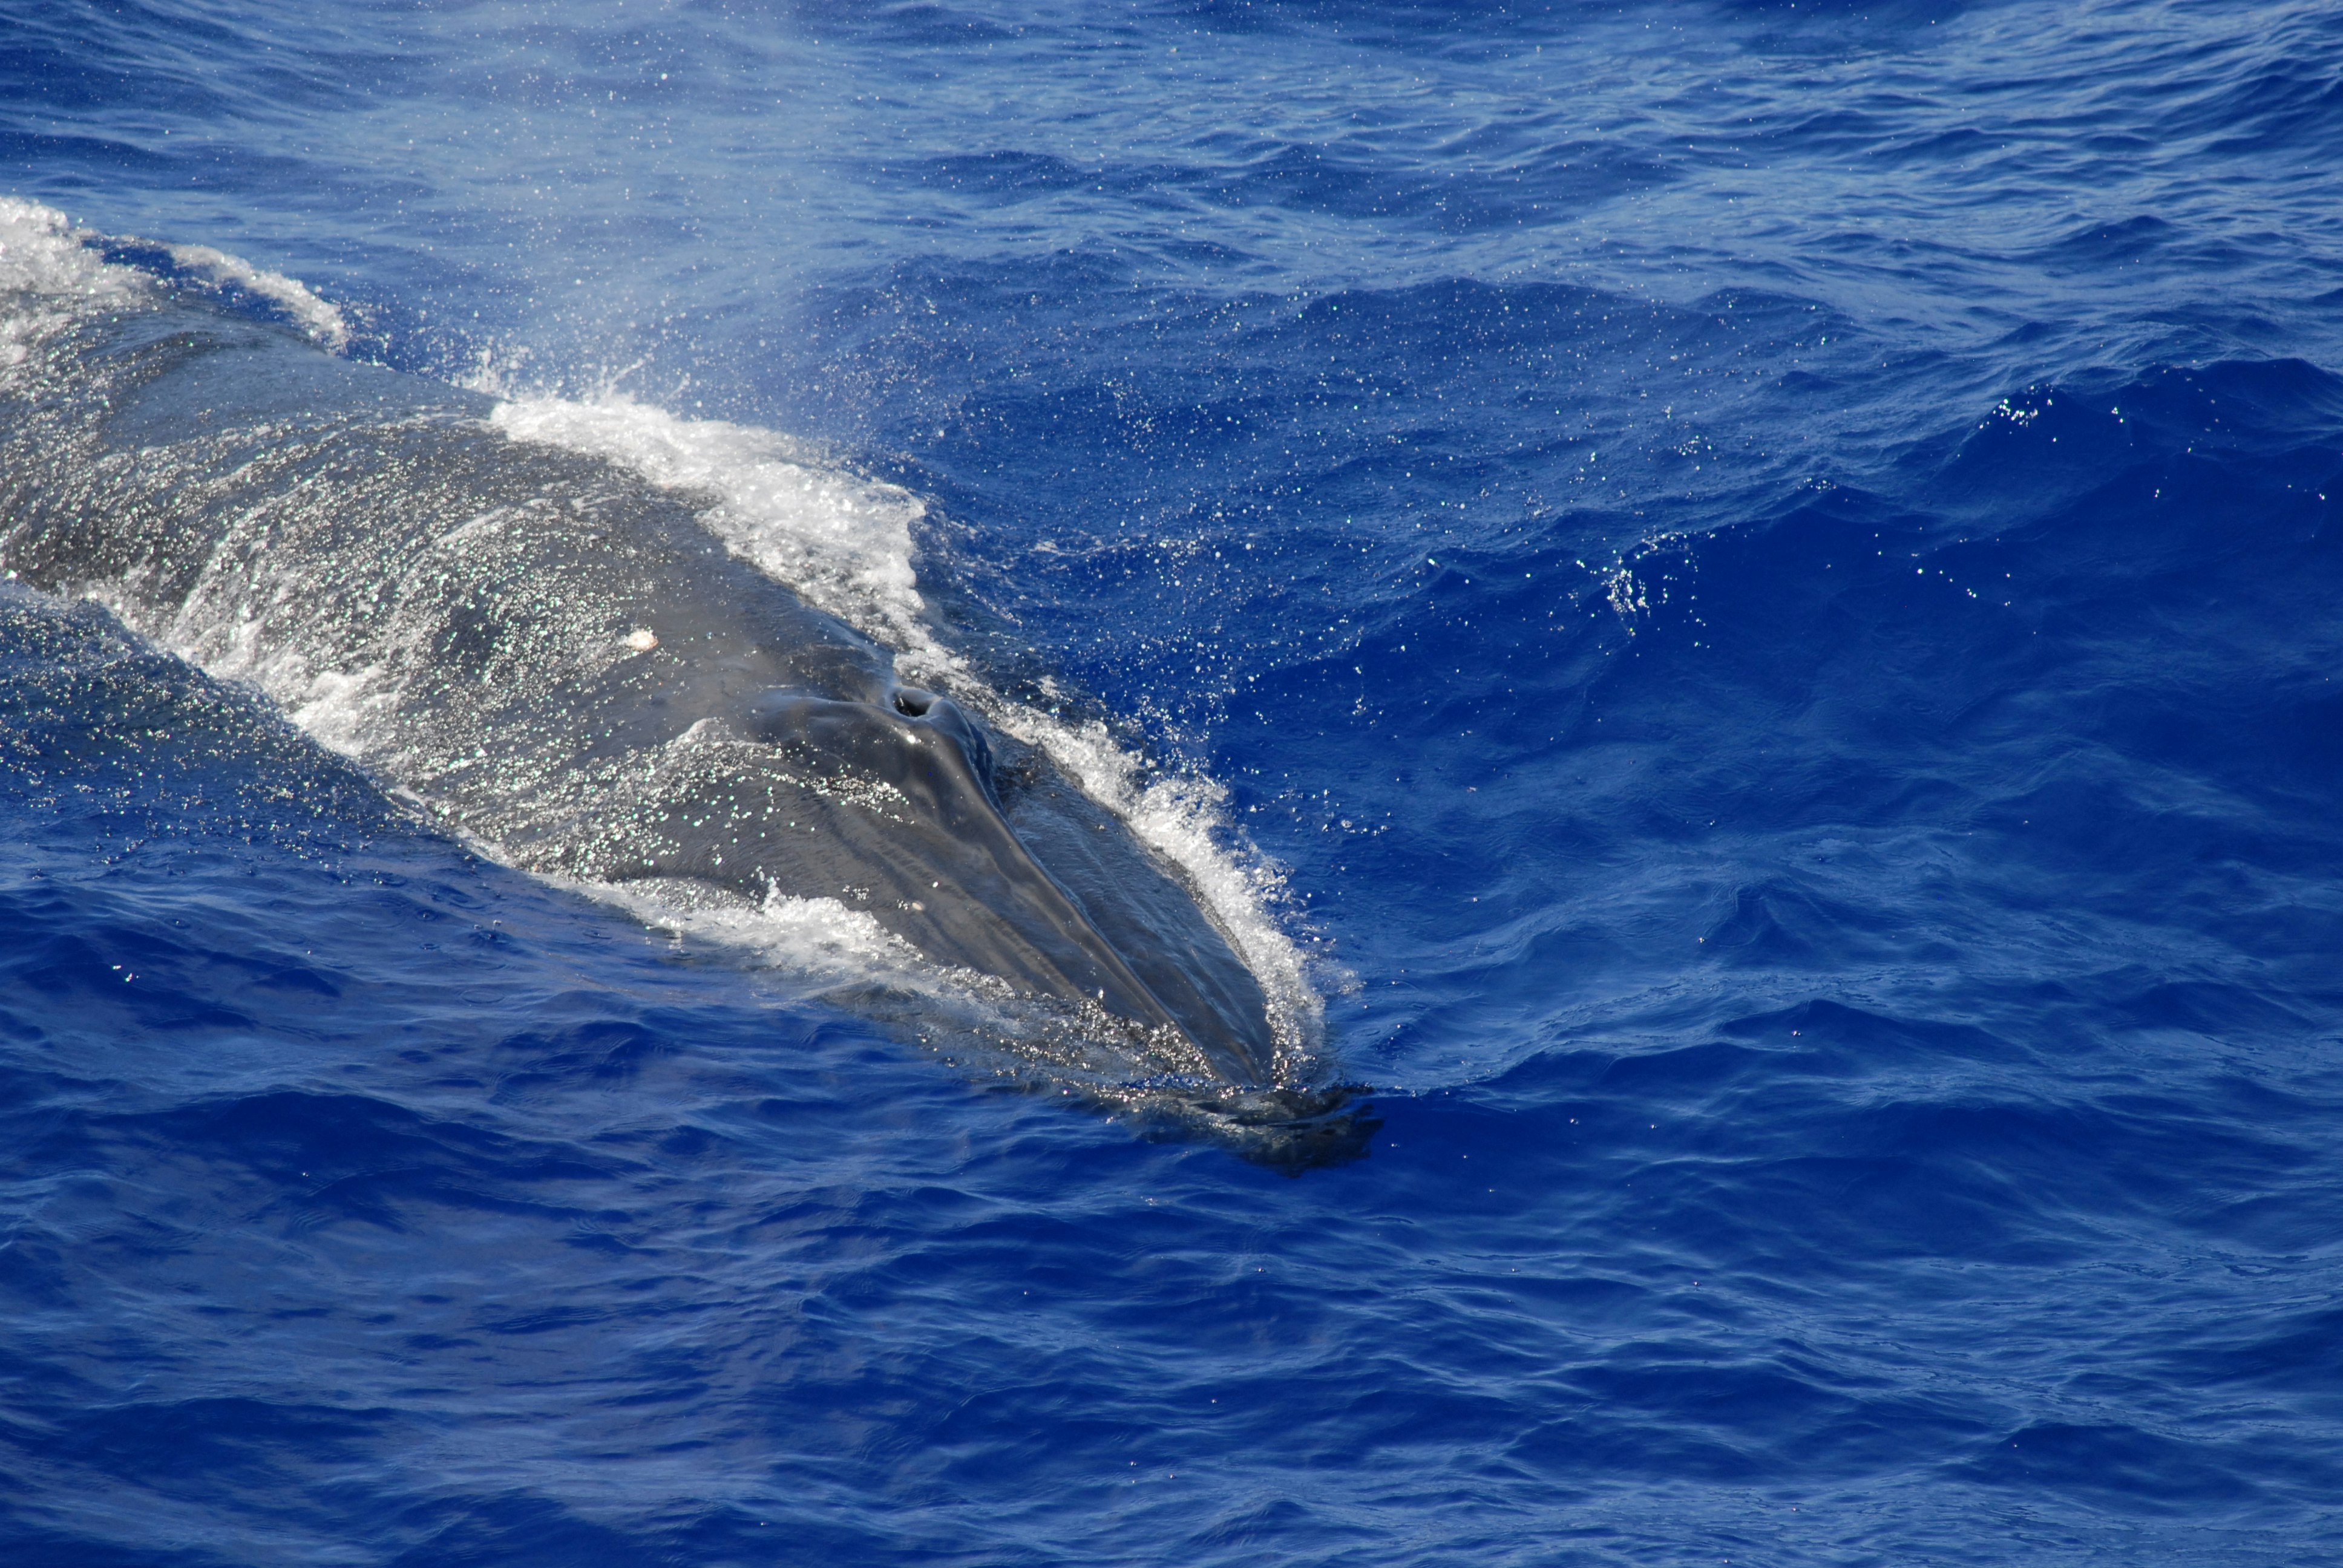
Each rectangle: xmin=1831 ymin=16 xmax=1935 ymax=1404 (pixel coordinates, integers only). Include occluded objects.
xmin=0 ymin=281 xmax=1299 ymax=1094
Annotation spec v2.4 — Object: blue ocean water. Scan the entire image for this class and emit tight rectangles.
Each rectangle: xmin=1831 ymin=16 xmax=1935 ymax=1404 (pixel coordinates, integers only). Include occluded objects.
xmin=6 ymin=0 xmax=2343 ymax=1561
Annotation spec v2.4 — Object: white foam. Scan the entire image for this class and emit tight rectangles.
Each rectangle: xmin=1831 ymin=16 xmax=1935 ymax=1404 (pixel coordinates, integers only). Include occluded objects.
xmin=164 ymin=243 xmax=349 ymax=352
xmin=0 ymin=198 xmax=146 ymax=374
xmin=0 ymin=198 xmax=126 ymax=298
xmin=79 ymin=527 xmax=399 ymax=765
xmin=486 ymin=394 xmax=952 ymax=680
xmin=577 ymin=876 xmax=934 ymax=985
xmin=0 ymin=198 xmax=348 ymax=359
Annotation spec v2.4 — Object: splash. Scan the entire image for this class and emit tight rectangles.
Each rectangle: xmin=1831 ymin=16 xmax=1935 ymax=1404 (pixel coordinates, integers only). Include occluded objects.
xmin=163 ymin=242 xmax=350 ymax=353
xmin=0 ymin=199 xmax=142 ymax=375
xmin=487 ymin=394 xmax=946 ymax=678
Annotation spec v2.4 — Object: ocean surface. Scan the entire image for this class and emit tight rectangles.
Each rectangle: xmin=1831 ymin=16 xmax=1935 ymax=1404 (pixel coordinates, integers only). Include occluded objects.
xmin=5 ymin=1 xmax=2343 ymax=1562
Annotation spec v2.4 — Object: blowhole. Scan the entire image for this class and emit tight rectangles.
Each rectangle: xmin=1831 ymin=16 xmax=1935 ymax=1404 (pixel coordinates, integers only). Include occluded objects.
xmin=893 ymin=688 xmax=936 ymax=717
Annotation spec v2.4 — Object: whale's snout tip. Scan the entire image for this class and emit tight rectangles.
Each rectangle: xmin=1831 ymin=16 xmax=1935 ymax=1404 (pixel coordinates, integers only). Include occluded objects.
xmin=1137 ymin=1080 xmax=1380 ymax=1171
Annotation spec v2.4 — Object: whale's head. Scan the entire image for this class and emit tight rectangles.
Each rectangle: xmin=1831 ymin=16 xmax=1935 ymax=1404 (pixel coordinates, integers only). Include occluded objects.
xmin=654 ymin=683 xmax=1284 ymax=1088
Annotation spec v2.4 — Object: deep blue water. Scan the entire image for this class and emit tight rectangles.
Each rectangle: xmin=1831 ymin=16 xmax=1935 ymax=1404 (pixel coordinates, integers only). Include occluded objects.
xmin=7 ymin=1 xmax=2343 ymax=1561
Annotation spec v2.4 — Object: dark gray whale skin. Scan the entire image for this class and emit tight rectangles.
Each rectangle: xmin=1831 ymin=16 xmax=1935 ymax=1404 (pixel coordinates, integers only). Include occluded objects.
xmin=0 ymin=299 xmax=1280 ymax=1086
